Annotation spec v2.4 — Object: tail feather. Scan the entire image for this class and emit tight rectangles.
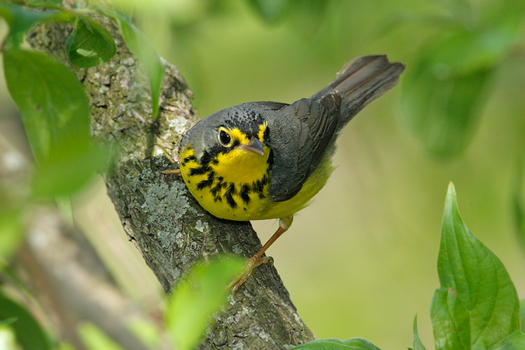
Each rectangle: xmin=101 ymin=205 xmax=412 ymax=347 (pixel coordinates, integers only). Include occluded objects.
xmin=313 ymin=55 xmax=405 ymax=128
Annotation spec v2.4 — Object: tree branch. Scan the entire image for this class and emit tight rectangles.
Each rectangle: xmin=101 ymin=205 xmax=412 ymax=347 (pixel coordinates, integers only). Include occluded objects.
xmin=27 ymin=4 xmax=315 ymax=349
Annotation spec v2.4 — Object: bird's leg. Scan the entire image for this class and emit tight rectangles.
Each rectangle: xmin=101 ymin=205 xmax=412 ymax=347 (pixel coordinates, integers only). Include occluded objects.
xmin=228 ymin=216 xmax=293 ymax=292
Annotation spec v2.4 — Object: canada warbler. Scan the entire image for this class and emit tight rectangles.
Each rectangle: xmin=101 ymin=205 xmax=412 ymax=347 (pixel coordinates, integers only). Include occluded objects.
xmin=172 ymin=55 xmax=404 ymax=289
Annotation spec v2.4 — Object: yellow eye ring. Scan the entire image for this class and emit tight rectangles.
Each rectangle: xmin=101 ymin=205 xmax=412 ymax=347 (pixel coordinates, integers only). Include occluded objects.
xmin=218 ymin=127 xmax=233 ymax=147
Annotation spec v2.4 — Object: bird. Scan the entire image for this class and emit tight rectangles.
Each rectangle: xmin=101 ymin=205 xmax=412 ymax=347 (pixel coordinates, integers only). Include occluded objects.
xmin=170 ymin=55 xmax=405 ymax=290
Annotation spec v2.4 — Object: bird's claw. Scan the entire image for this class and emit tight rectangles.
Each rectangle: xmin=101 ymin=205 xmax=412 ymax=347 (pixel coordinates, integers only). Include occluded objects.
xmin=228 ymin=255 xmax=273 ymax=293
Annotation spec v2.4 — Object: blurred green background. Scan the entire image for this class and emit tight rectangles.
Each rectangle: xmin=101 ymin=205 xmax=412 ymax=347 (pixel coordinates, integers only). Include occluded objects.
xmin=1 ymin=0 xmax=525 ymax=348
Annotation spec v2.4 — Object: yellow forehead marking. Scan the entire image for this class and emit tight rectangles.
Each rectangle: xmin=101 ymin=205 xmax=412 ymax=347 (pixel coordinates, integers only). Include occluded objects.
xmin=228 ymin=128 xmax=250 ymax=144
xmin=257 ymin=122 xmax=268 ymax=142
xmin=226 ymin=122 xmax=268 ymax=145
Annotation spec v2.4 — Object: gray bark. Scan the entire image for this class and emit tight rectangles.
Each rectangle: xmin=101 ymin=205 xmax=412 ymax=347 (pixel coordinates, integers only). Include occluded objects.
xmin=26 ymin=3 xmax=315 ymax=349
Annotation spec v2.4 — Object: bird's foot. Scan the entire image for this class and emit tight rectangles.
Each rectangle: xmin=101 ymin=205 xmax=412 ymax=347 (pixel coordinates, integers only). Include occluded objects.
xmin=228 ymin=255 xmax=273 ymax=292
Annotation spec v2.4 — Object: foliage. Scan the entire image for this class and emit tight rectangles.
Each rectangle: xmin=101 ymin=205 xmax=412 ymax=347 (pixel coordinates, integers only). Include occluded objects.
xmin=165 ymin=256 xmax=244 ymax=350
xmin=293 ymin=183 xmax=525 ymax=350
xmin=0 ymin=291 xmax=52 ymax=350
xmin=400 ymin=0 xmax=525 ymax=159
xmin=0 ymin=0 xmax=525 ymax=349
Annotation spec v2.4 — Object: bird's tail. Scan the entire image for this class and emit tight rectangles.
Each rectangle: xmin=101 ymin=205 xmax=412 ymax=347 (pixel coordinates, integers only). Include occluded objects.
xmin=312 ymin=55 xmax=405 ymax=129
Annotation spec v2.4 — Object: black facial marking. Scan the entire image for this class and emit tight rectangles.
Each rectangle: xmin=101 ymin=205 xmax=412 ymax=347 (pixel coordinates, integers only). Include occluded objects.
xmin=210 ymin=179 xmax=227 ymax=198
xmin=240 ymin=184 xmax=251 ymax=205
xmin=197 ymin=171 xmax=215 ymax=190
xmin=190 ymin=151 xmax=214 ymax=176
xmin=189 ymin=166 xmax=208 ymax=176
xmin=225 ymin=183 xmax=237 ymax=209
xmin=253 ymin=178 xmax=264 ymax=194
xmin=262 ymin=125 xmax=270 ymax=142
xmin=182 ymin=155 xmax=196 ymax=165
xmin=199 ymin=151 xmax=213 ymax=168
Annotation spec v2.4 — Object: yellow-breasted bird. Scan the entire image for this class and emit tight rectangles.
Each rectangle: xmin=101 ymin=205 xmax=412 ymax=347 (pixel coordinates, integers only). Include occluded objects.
xmin=174 ymin=55 xmax=405 ymax=289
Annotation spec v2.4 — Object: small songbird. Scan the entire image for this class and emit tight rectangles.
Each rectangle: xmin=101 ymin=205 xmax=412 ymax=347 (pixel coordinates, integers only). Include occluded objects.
xmin=173 ymin=55 xmax=405 ymax=289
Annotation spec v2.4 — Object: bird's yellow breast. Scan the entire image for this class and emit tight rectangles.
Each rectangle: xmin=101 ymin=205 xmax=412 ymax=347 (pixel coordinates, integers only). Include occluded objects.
xmin=179 ymin=144 xmax=335 ymax=222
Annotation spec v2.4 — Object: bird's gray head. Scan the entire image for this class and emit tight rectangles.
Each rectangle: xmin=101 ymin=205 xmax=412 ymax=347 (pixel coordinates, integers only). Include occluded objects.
xmin=178 ymin=106 xmax=269 ymax=164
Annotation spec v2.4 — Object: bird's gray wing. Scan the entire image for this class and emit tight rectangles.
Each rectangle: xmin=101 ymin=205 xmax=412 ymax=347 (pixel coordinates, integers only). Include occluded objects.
xmin=264 ymin=98 xmax=339 ymax=202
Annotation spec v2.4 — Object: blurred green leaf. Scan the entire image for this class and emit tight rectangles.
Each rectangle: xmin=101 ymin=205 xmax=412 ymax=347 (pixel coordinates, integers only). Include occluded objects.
xmin=520 ymin=299 xmax=525 ymax=332
xmin=478 ymin=0 xmax=525 ymax=39
xmin=31 ymin=142 xmax=109 ymax=199
xmin=287 ymin=0 xmax=330 ymax=36
xmin=487 ymin=331 xmax=525 ymax=350
xmin=512 ymin=162 xmax=525 ymax=254
xmin=78 ymin=322 xmax=123 ymax=350
xmin=96 ymin=6 xmax=164 ymax=118
xmin=26 ymin=0 xmax=62 ymax=5
xmin=0 ymin=3 xmax=73 ymax=49
xmin=0 ymin=3 xmax=54 ymax=48
xmin=0 ymin=318 xmax=17 ymax=326
xmin=0 ymin=209 xmax=23 ymax=260
xmin=66 ymin=16 xmax=117 ymax=68
xmin=402 ymin=51 xmax=492 ymax=159
xmin=109 ymin=0 xmax=134 ymax=22
xmin=3 ymin=49 xmax=90 ymax=163
xmin=432 ymin=0 xmax=473 ymax=25
xmin=291 ymin=338 xmax=381 ymax=349
xmin=0 ymin=292 xmax=52 ymax=350
xmin=118 ymin=18 xmax=164 ymax=118
xmin=0 ymin=325 xmax=18 ymax=350
xmin=248 ymin=0 xmax=330 ymax=34
xmin=4 ymin=49 xmax=106 ymax=198
xmin=401 ymin=19 xmax=523 ymax=159
xmin=431 ymin=183 xmax=520 ymax=349
xmin=165 ymin=256 xmax=244 ymax=350
xmin=412 ymin=315 xmax=427 ymax=350
xmin=247 ymin=0 xmax=293 ymax=22
xmin=428 ymin=29 xmax=516 ymax=76
xmin=127 ymin=318 xmax=161 ymax=350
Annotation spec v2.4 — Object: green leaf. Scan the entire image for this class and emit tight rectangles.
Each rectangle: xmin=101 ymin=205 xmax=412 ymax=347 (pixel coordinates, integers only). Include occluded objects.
xmin=0 ymin=325 xmax=18 ymax=350
xmin=432 ymin=0 xmax=473 ymax=25
xmin=401 ymin=52 xmax=492 ymax=159
xmin=412 ymin=315 xmax=427 ymax=350
xmin=520 ymin=299 xmax=525 ymax=332
xmin=478 ymin=0 xmax=525 ymax=40
xmin=401 ymin=24 xmax=520 ymax=159
xmin=66 ymin=16 xmax=117 ymax=68
xmin=0 ymin=292 xmax=52 ymax=350
xmin=26 ymin=0 xmax=62 ymax=5
xmin=247 ymin=0 xmax=293 ymax=22
xmin=3 ymin=49 xmax=90 ymax=163
xmin=0 ymin=3 xmax=72 ymax=49
xmin=118 ymin=18 xmax=164 ymax=118
xmin=165 ymin=256 xmax=244 ymax=350
xmin=77 ymin=322 xmax=123 ymax=350
xmin=488 ymin=331 xmax=525 ymax=350
xmin=291 ymin=338 xmax=381 ymax=350
xmin=3 ymin=49 xmax=106 ymax=198
xmin=428 ymin=29 xmax=517 ymax=76
xmin=31 ymin=142 xmax=109 ymax=199
xmin=512 ymin=162 xmax=525 ymax=254
xmin=0 ymin=318 xmax=17 ymax=326
xmin=431 ymin=183 xmax=520 ymax=350
xmin=0 ymin=209 xmax=23 ymax=260
xmin=95 ymin=6 xmax=164 ymax=118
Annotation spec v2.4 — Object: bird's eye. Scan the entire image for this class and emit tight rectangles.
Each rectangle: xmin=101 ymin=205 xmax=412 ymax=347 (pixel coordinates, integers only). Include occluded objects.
xmin=218 ymin=129 xmax=232 ymax=146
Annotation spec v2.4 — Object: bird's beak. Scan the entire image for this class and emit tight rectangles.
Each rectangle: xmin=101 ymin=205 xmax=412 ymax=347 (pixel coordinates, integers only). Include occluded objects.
xmin=237 ymin=137 xmax=265 ymax=156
